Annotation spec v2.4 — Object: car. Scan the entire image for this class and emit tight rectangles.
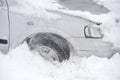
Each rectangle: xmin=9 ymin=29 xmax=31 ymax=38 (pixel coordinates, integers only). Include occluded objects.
xmin=0 ymin=0 xmax=115 ymax=62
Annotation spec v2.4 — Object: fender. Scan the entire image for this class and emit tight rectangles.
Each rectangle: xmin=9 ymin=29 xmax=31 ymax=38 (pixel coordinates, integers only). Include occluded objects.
xmin=11 ymin=27 xmax=80 ymax=55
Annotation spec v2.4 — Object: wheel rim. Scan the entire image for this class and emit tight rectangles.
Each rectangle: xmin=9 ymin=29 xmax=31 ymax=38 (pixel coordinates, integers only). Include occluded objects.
xmin=38 ymin=46 xmax=59 ymax=62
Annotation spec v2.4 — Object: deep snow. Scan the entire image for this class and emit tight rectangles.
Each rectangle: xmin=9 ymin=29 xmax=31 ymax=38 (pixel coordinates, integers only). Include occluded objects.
xmin=0 ymin=0 xmax=120 ymax=80
xmin=0 ymin=42 xmax=120 ymax=80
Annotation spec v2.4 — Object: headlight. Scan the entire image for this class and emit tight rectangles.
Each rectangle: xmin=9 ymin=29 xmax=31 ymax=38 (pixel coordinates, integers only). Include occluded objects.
xmin=84 ymin=24 xmax=104 ymax=39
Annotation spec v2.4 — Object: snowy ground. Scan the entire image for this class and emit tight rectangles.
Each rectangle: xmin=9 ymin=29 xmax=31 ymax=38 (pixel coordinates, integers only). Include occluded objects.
xmin=0 ymin=42 xmax=120 ymax=80
xmin=0 ymin=0 xmax=120 ymax=80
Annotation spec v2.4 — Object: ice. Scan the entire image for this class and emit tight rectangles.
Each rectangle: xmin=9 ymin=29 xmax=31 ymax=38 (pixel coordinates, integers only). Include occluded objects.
xmin=0 ymin=42 xmax=120 ymax=80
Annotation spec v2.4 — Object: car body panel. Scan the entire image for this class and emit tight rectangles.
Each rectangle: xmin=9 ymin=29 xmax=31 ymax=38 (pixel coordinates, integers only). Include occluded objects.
xmin=73 ymin=37 xmax=114 ymax=57
xmin=0 ymin=0 xmax=115 ymax=58
xmin=52 ymin=11 xmax=92 ymax=37
xmin=0 ymin=0 xmax=9 ymax=53
xmin=9 ymin=11 xmax=113 ymax=57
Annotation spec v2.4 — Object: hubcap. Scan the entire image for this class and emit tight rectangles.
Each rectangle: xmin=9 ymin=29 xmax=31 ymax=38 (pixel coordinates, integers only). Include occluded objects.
xmin=38 ymin=46 xmax=59 ymax=61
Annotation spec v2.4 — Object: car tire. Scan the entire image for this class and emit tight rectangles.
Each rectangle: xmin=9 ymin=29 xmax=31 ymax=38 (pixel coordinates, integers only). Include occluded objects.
xmin=26 ymin=33 xmax=70 ymax=62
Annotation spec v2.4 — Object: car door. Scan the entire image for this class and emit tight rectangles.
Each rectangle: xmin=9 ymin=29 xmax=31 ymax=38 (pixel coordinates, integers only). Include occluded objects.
xmin=0 ymin=0 xmax=9 ymax=53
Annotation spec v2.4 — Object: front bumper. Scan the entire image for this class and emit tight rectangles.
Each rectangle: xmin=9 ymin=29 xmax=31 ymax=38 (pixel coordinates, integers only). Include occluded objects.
xmin=72 ymin=37 xmax=115 ymax=58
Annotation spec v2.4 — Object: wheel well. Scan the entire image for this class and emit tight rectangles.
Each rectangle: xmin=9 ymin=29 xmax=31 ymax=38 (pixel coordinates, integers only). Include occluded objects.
xmin=25 ymin=32 xmax=74 ymax=54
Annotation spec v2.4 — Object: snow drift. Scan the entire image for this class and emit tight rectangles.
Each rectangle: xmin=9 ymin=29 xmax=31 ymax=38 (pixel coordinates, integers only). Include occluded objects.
xmin=0 ymin=42 xmax=120 ymax=80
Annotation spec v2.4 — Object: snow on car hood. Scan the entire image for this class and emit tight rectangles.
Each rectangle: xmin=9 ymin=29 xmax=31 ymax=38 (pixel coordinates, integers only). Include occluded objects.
xmin=8 ymin=0 xmax=63 ymax=20
xmin=58 ymin=0 xmax=110 ymax=14
xmin=8 ymin=0 xmax=117 ymax=23
xmin=8 ymin=0 xmax=109 ymax=23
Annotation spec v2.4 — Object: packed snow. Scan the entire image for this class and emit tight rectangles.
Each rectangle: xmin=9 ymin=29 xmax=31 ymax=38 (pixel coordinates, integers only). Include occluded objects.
xmin=0 ymin=42 xmax=120 ymax=80
xmin=0 ymin=0 xmax=120 ymax=80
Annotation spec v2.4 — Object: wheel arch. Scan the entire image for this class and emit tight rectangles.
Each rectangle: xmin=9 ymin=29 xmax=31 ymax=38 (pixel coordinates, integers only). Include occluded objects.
xmin=11 ymin=27 xmax=79 ymax=55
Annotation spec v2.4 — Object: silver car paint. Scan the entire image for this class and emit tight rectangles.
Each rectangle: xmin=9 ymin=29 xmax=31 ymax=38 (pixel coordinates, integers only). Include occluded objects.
xmin=0 ymin=0 xmax=114 ymax=57
xmin=0 ymin=0 xmax=9 ymax=53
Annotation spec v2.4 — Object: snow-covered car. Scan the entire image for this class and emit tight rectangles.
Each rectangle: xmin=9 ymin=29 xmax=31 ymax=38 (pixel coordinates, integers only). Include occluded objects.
xmin=0 ymin=0 xmax=114 ymax=62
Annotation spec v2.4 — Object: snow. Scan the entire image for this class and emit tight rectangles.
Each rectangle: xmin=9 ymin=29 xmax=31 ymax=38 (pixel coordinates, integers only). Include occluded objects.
xmin=0 ymin=42 xmax=120 ymax=80
xmin=9 ymin=0 xmax=62 ymax=20
xmin=93 ymin=0 xmax=120 ymax=48
xmin=0 ymin=0 xmax=120 ymax=80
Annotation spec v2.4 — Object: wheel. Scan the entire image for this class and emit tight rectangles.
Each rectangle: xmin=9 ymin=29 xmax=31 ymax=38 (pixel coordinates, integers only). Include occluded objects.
xmin=27 ymin=33 xmax=70 ymax=62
